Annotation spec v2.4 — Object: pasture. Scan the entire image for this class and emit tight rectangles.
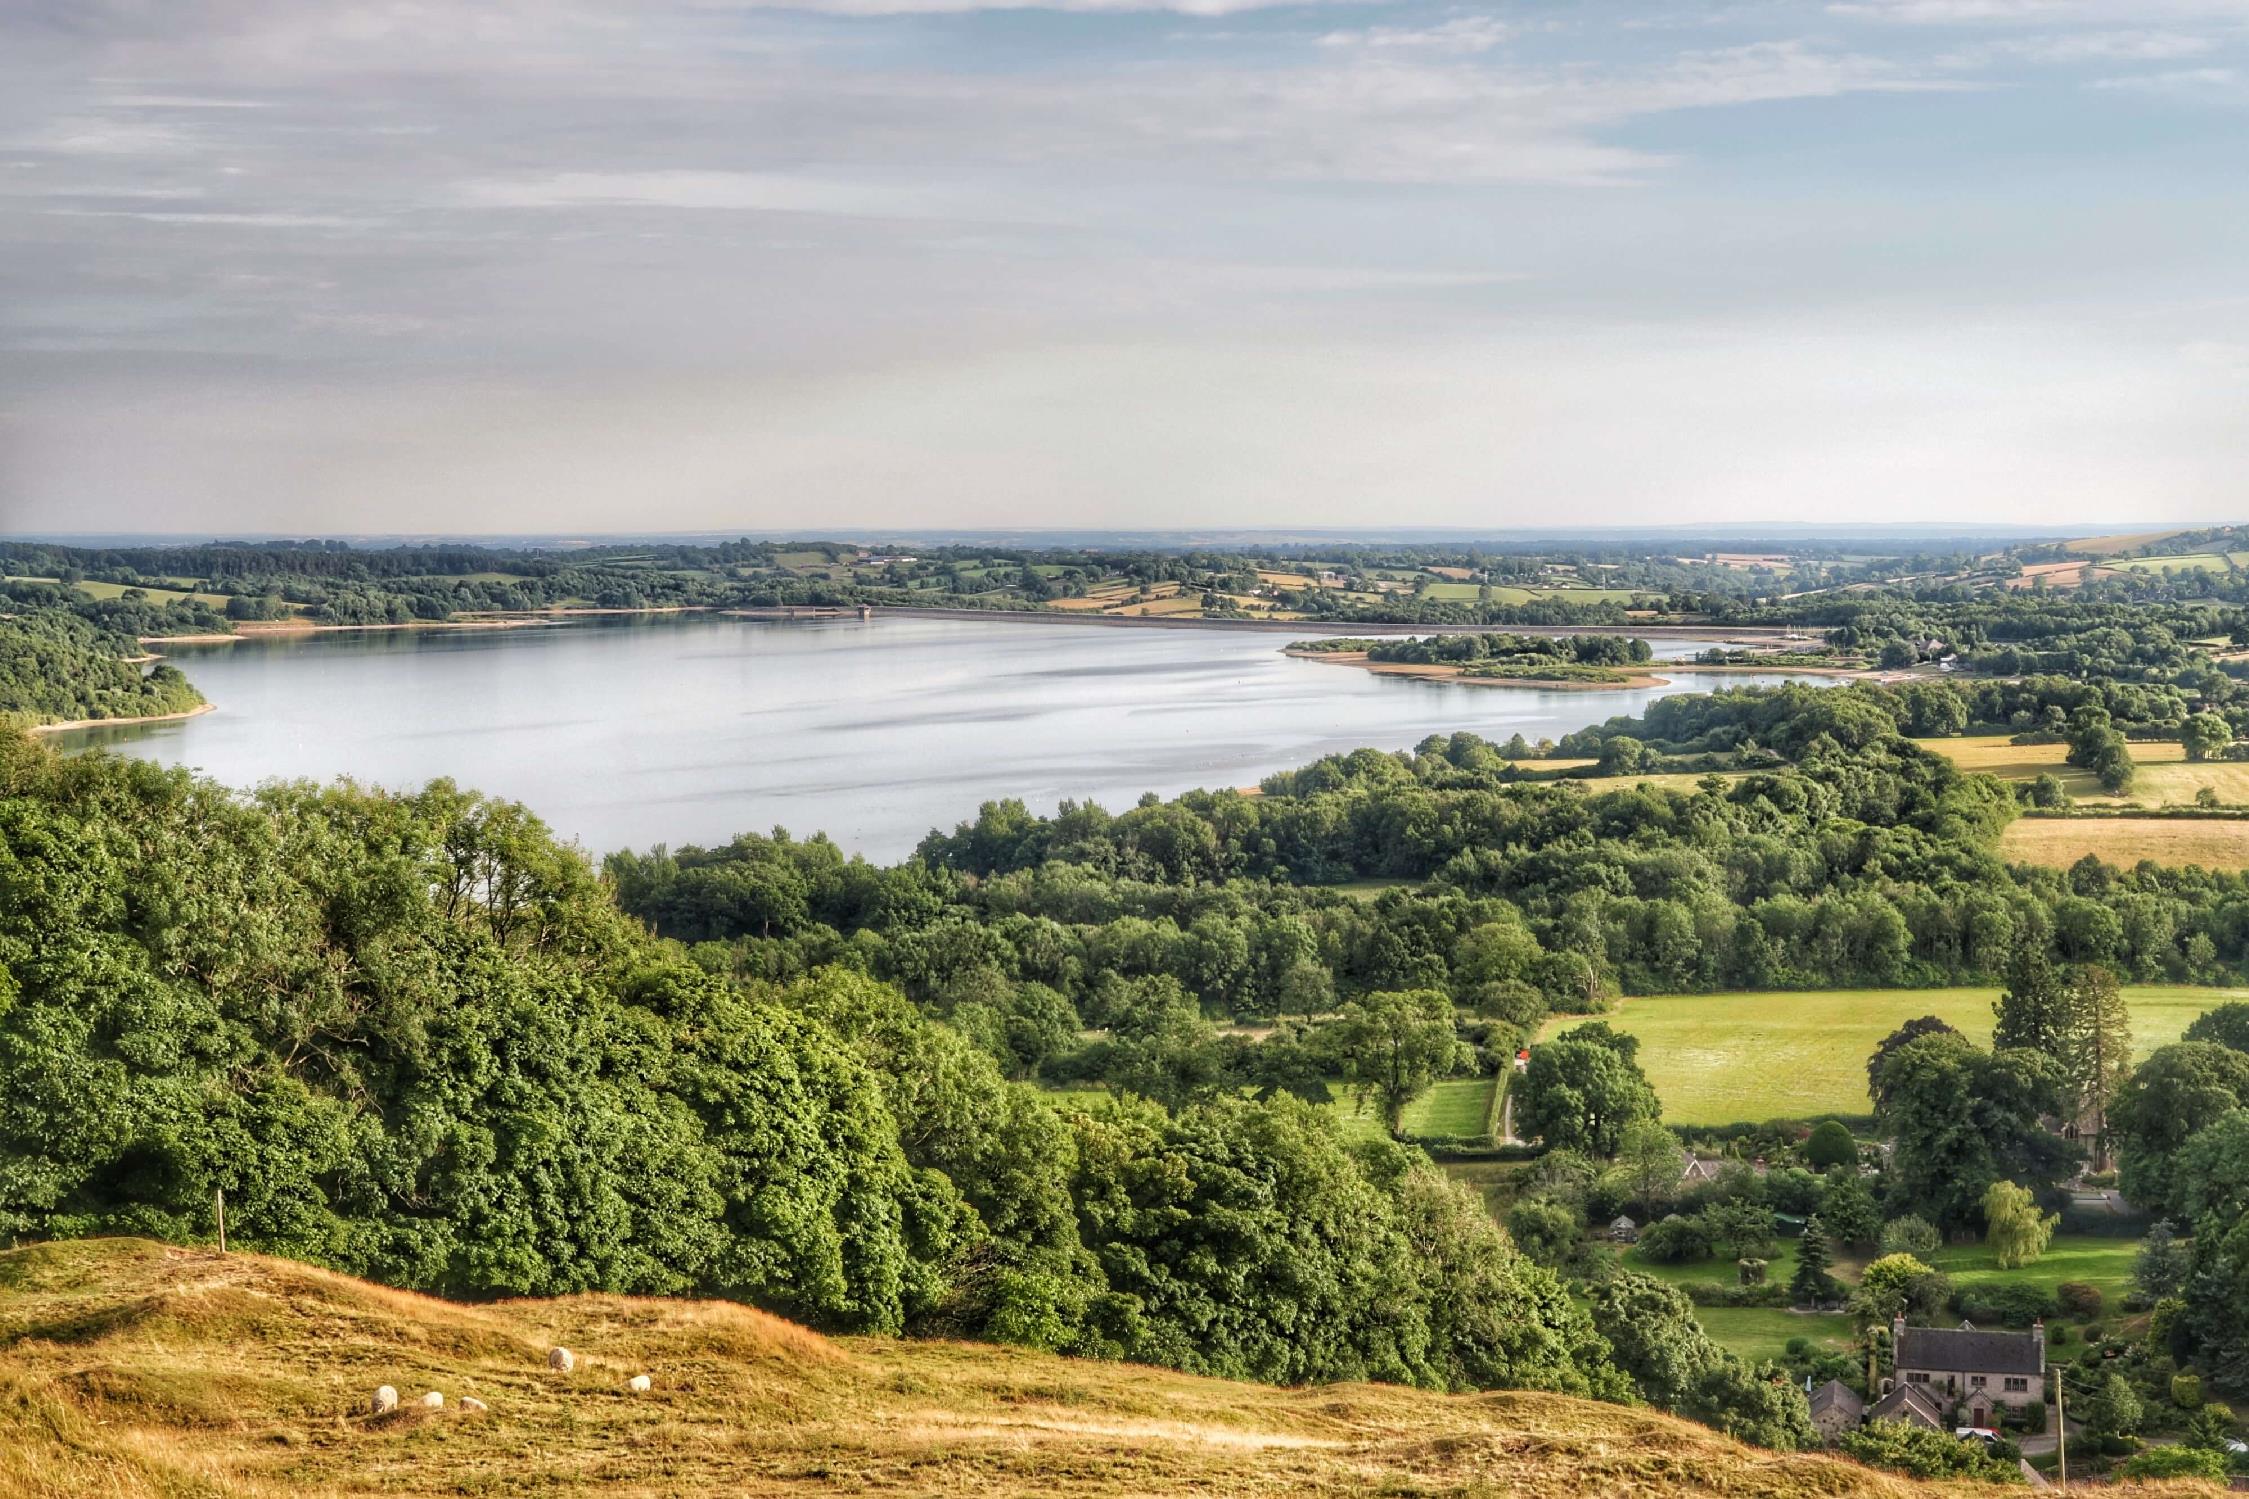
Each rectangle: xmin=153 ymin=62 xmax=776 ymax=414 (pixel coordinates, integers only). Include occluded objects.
xmin=1916 ymin=733 xmax=2249 ymax=810
xmin=1538 ymin=987 xmax=2234 ymax=1126
xmin=2113 ymin=552 xmax=2235 ymax=576
xmin=2001 ymin=816 xmax=2249 ymax=872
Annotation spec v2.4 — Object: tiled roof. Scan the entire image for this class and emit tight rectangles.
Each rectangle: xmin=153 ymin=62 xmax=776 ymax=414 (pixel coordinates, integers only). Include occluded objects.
xmin=1809 ymin=1381 xmax=1864 ymax=1419
xmin=1896 ymin=1324 xmax=2044 ymax=1377
xmin=1868 ymin=1384 xmax=1946 ymax=1430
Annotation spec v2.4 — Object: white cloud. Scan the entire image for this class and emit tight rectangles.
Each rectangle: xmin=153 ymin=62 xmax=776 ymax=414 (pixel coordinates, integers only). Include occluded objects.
xmin=1315 ymin=17 xmax=1517 ymax=55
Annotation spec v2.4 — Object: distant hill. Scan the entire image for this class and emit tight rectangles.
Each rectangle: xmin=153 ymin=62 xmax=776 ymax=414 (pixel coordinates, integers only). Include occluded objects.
xmin=0 ymin=1237 xmax=2062 ymax=1498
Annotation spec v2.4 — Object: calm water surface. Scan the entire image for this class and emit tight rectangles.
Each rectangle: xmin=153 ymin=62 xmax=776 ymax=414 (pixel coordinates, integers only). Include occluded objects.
xmin=64 ymin=616 xmax=1820 ymax=859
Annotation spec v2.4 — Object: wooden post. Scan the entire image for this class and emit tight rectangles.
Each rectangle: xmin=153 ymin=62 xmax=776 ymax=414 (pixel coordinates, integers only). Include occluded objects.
xmin=2054 ymin=1366 xmax=2066 ymax=1492
xmin=216 ymin=1187 xmax=227 ymax=1255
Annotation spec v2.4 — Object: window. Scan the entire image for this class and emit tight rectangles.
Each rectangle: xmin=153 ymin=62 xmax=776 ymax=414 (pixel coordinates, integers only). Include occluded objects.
xmin=1907 ymin=1372 xmax=1929 ymax=1384
xmin=2004 ymin=1378 xmax=2029 ymax=1393
xmin=1970 ymin=1376 xmax=1986 ymax=1389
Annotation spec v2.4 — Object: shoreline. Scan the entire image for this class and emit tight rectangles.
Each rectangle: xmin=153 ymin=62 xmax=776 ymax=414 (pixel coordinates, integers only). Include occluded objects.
xmin=145 ymin=601 xmax=1809 ymax=647
xmin=1283 ymin=651 xmax=1671 ymax=691
xmin=30 ymin=702 xmax=216 ymax=736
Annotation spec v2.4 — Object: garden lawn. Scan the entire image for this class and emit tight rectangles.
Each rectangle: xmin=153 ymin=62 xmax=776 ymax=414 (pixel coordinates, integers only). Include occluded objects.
xmin=1540 ymin=988 xmax=2237 ymax=1126
xmin=1921 ymin=1234 xmax=2139 ymax=1315
xmin=1691 ymin=1307 xmax=1857 ymax=1364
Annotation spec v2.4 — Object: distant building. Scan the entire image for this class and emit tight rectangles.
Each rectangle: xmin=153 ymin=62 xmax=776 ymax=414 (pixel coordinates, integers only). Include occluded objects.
xmin=1891 ymin=1316 xmax=2045 ymax=1422
xmin=1680 ymin=1157 xmax=1726 ymax=1186
xmin=1808 ymin=1380 xmax=1865 ymax=1444
xmin=1608 ymin=1215 xmax=1638 ymax=1243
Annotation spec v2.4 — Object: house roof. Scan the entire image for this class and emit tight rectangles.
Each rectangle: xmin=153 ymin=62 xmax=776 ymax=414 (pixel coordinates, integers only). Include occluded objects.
xmin=1808 ymin=1381 xmax=1864 ymax=1419
xmin=1609 ymin=1215 xmax=1637 ymax=1230
xmin=1896 ymin=1324 xmax=2044 ymax=1377
xmin=1868 ymin=1384 xmax=1946 ymax=1431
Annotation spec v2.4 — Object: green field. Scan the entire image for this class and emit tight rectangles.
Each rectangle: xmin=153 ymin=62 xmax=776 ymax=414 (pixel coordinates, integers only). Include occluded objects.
xmin=1328 ymin=1076 xmax=1495 ymax=1141
xmin=2115 ymin=553 xmax=2234 ymax=575
xmin=1923 ymin=1234 xmax=2137 ymax=1311
xmin=1417 ymin=581 xmax=1645 ymax=605
xmin=1538 ymin=987 xmax=2235 ymax=1126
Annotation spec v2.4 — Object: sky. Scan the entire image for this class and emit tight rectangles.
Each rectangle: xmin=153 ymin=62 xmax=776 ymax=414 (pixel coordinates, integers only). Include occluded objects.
xmin=1 ymin=1 xmax=2245 ymax=536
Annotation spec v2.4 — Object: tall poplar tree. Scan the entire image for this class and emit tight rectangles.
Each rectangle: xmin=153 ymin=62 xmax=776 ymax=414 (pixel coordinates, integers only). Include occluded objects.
xmin=2063 ymin=964 xmax=2132 ymax=1170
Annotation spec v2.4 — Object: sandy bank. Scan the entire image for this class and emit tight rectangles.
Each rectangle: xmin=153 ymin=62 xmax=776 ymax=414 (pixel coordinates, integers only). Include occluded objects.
xmin=30 ymin=702 xmax=216 ymax=735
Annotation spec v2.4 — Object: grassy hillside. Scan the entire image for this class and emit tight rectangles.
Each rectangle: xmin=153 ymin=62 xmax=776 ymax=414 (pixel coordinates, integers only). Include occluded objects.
xmin=0 ymin=1237 xmax=2018 ymax=1499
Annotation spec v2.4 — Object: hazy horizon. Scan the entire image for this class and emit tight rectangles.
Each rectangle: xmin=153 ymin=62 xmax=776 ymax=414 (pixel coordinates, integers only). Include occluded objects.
xmin=5 ymin=1 xmax=2245 ymax=535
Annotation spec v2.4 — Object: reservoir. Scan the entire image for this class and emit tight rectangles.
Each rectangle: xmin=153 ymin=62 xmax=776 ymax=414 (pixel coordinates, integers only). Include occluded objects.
xmin=60 ymin=615 xmax=1823 ymax=860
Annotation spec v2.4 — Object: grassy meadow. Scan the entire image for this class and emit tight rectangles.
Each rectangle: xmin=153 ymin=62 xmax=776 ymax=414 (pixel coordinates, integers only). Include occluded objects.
xmin=1326 ymin=1076 xmax=1496 ymax=1142
xmin=1922 ymin=1234 xmax=2139 ymax=1311
xmin=1539 ymin=987 xmax=2234 ymax=1126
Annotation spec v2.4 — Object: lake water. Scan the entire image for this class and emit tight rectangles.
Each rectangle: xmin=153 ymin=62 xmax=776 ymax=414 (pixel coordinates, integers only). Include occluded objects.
xmin=62 ymin=616 xmax=1822 ymax=860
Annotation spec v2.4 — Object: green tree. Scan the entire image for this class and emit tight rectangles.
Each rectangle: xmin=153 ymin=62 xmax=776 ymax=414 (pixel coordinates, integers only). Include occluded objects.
xmin=2061 ymin=964 xmax=2132 ymax=1169
xmin=1873 ymin=1029 xmax=2072 ymax=1229
xmin=1588 ymin=1272 xmax=1815 ymax=1450
xmin=2180 ymin=711 xmax=2233 ymax=763
xmin=1789 ymin=1216 xmax=1836 ymax=1306
xmin=1818 ymin=1167 xmax=1881 ymax=1248
xmin=1617 ymin=1119 xmax=1685 ymax=1211
xmin=1879 ymin=1214 xmax=1942 ymax=1257
xmin=1320 ymin=988 xmax=1473 ymax=1136
xmin=1981 ymin=1180 xmax=2057 ymax=1269
xmin=2133 ymin=1219 xmax=2191 ymax=1301
xmin=1515 ymin=1024 xmax=1660 ymax=1157
xmin=2110 ymin=1042 xmax=2249 ymax=1217
xmin=1854 ymin=1253 xmax=1948 ymax=1328
xmin=2119 ymin=1447 xmax=2228 ymax=1482
xmin=1993 ymin=947 xmax=2068 ymax=1054
xmin=2080 ymin=1371 xmax=2144 ymax=1443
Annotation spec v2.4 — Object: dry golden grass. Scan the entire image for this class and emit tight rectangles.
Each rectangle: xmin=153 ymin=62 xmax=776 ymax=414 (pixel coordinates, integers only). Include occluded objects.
xmin=1915 ymin=735 xmax=2249 ymax=811
xmin=0 ymin=1238 xmax=2094 ymax=1499
xmin=2065 ymin=529 xmax=2187 ymax=556
xmin=2002 ymin=817 xmax=2249 ymax=872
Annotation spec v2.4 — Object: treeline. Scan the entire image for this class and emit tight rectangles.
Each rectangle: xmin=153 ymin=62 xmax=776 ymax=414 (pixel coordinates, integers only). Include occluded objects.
xmin=1752 ymin=595 xmax=2246 ymax=687
xmin=0 ymin=614 xmax=206 ymax=728
xmin=0 ymin=732 xmax=1631 ymax=1404
xmin=609 ymin=727 xmax=2242 ymax=1108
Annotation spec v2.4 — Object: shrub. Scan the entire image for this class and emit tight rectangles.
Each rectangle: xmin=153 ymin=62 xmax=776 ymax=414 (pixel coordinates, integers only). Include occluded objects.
xmin=1784 ymin=1336 xmax=1811 ymax=1358
xmin=1804 ymin=1120 xmax=1857 ymax=1170
xmin=2118 ymin=1447 xmax=2227 ymax=1481
xmin=1636 ymin=1215 xmax=1709 ymax=1264
xmin=1951 ymin=1283 xmax=2060 ymax=1327
xmin=2056 ymin=1281 xmax=2103 ymax=1318
xmin=2172 ymin=1373 xmax=2204 ymax=1410
xmin=1879 ymin=1214 xmax=1942 ymax=1256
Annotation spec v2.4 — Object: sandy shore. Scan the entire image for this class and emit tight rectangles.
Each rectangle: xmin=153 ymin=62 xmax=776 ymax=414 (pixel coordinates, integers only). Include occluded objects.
xmin=30 ymin=702 xmax=216 ymax=735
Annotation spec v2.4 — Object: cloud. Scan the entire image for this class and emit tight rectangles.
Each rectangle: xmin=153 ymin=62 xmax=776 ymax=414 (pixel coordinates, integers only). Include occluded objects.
xmin=2088 ymin=65 xmax=2240 ymax=96
xmin=452 ymin=170 xmax=972 ymax=219
xmin=1315 ymin=17 xmax=1517 ymax=55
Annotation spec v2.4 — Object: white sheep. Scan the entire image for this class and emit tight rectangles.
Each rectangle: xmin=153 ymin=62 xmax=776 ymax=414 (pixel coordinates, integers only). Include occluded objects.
xmin=547 ymin=1347 xmax=575 ymax=1373
xmin=371 ymin=1386 xmax=398 ymax=1415
xmin=626 ymin=1374 xmax=652 ymax=1393
xmin=419 ymin=1391 xmax=445 ymax=1409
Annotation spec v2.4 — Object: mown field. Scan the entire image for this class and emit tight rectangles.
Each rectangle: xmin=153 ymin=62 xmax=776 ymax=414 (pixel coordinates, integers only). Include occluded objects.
xmin=1917 ymin=733 xmax=2249 ymax=810
xmin=2000 ymin=816 xmax=2249 ymax=872
xmin=1538 ymin=987 xmax=2233 ymax=1126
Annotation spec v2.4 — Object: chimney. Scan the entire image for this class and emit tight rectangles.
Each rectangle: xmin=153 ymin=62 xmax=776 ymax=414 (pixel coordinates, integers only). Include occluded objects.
xmin=2031 ymin=1318 xmax=2045 ymax=1369
xmin=1892 ymin=1313 xmax=1907 ymax=1367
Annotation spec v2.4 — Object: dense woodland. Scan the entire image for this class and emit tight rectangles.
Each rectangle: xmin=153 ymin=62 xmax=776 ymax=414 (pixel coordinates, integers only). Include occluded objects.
xmin=0 ymin=614 xmax=205 ymax=729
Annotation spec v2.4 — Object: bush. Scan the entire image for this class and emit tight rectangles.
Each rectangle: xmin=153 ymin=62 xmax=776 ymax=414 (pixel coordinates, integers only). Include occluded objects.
xmin=1784 ymin=1336 xmax=1811 ymax=1358
xmin=1682 ymin=1280 xmax=1791 ymax=1308
xmin=1951 ymin=1283 xmax=2060 ymax=1327
xmin=1879 ymin=1214 xmax=1942 ymax=1256
xmin=1636 ymin=1215 xmax=1710 ymax=1264
xmin=1804 ymin=1120 xmax=1858 ymax=1170
xmin=2118 ymin=1447 xmax=2228 ymax=1482
xmin=2172 ymin=1373 xmax=2204 ymax=1410
xmin=2056 ymin=1281 xmax=2103 ymax=1318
